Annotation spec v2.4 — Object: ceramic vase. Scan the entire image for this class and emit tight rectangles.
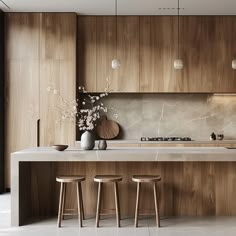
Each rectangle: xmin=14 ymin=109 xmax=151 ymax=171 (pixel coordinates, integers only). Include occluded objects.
xmin=81 ymin=131 xmax=95 ymax=150
xmin=98 ymin=140 xmax=107 ymax=150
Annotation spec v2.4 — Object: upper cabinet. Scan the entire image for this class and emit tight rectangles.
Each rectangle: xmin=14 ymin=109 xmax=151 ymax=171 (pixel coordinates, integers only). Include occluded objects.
xmin=140 ymin=16 xmax=178 ymax=92
xmin=41 ymin=13 xmax=76 ymax=60
xmin=116 ymin=16 xmax=140 ymax=92
xmin=78 ymin=16 xmax=97 ymax=92
xmin=78 ymin=16 xmax=140 ymax=92
xmin=200 ymin=16 xmax=236 ymax=93
xmin=78 ymin=16 xmax=236 ymax=93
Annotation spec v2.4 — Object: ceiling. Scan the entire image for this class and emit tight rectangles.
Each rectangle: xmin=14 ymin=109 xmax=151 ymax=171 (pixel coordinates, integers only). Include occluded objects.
xmin=1 ymin=0 xmax=236 ymax=15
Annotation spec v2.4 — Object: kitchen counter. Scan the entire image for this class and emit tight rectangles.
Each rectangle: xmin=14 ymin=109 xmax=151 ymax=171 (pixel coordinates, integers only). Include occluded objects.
xmin=13 ymin=146 xmax=236 ymax=162
xmin=11 ymin=146 xmax=236 ymax=226
xmin=76 ymin=140 xmax=236 ymax=148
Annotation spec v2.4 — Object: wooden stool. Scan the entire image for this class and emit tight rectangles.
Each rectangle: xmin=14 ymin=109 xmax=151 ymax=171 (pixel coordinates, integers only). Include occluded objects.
xmin=56 ymin=176 xmax=85 ymax=227
xmin=94 ymin=175 xmax=122 ymax=227
xmin=132 ymin=175 xmax=161 ymax=228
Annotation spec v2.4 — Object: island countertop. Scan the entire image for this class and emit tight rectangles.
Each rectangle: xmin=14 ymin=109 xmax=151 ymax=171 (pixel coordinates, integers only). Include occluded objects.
xmin=12 ymin=146 xmax=236 ymax=162
xmin=11 ymin=146 xmax=236 ymax=226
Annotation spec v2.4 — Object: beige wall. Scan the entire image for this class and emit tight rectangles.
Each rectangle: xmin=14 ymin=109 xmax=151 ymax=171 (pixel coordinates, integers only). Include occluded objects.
xmin=101 ymin=94 xmax=236 ymax=140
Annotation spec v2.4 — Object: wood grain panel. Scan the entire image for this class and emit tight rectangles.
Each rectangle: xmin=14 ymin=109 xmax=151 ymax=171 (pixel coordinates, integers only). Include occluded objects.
xmin=201 ymin=16 xmax=236 ymax=93
xmin=28 ymin=162 xmax=236 ymax=220
xmin=40 ymin=13 xmax=76 ymax=60
xmin=96 ymin=16 xmax=117 ymax=92
xmin=182 ymin=16 xmax=202 ymax=92
xmin=5 ymin=61 xmax=39 ymax=187
xmin=39 ymin=60 xmax=76 ymax=146
xmin=77 ymin=16 xmax=97 ymax=92
xmin=115 ymin=16 xmax=140 ymax=92
xmin=140 ymin=16 xmax=179 ymax=92
xmin=5 ymin=13 xmax=40 ymax=60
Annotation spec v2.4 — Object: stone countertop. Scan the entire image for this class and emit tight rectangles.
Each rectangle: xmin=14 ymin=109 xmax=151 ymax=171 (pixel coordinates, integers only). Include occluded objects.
xmin=11 ymin=147 xmax=236 ymax=162
xmin=76 ymin=140 xmax=236 ymax=144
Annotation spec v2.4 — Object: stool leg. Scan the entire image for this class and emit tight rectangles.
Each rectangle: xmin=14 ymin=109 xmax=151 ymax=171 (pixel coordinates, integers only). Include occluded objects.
xmin=95 ymin=182 xmax=102 ymax=227
xmin=79 ymin=182 xmax=85 ymax=220
xmin=153 ymin=183 xmax=160 ymax=228
xmin=76 ymin=182 xmax=83 ymax=227
xmin=114 ymin=182 xmax=121 ymax=227
xmin=62 ymin=184 xmax=66 ymax=220
xmin=57 ymin=182 xmax=64 ymax=227
xmin=134 ymin=182 xmax=141 ymax=227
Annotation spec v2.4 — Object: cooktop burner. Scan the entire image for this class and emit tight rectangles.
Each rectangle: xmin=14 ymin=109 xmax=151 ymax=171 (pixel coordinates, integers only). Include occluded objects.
xmin=141 ymin=137 xmax=192 ymax=142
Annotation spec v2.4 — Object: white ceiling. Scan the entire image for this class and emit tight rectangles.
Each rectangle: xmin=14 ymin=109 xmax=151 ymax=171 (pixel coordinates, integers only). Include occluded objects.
xmin=1 ymin=0 xmax=236 ymax=15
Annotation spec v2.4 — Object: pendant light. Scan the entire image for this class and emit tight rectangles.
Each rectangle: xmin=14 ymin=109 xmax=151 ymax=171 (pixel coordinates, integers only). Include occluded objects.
xmin=232 ymin=60 xmax=236 ymax=69
xmin=111 ymin=0 xmax=121 ymax=69
xmin=174 ymin=0 xmax=183 ymax=70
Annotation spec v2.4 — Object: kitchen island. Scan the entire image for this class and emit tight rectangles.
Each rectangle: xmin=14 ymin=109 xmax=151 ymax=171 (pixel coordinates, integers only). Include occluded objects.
xmin=11 ymin=147 xmax=236 ymax=226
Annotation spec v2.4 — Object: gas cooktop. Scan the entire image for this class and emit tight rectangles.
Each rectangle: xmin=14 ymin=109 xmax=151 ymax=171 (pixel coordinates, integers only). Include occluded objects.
xmin=141 ymin=137 xmax=192 ymax=142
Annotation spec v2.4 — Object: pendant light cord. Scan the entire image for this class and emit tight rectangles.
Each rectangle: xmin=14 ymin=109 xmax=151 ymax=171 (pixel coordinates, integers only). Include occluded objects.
xmin=116 ymin=0 xmax=118 ymax=58
xmin=178 ymin=0 xmax=180 ymax=59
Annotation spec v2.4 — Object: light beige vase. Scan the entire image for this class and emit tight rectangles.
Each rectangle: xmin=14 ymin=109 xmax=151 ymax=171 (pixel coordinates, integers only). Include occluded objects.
xmin=81 ymin=131 xmax=95 ymax=150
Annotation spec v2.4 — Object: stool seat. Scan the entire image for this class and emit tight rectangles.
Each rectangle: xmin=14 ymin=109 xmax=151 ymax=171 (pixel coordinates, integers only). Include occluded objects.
xmin=94 ymin=175 xmax=122 ymax=183
xmin=56 ymin=176 xmax=85 ymax=183
xmin=132 ymin=175 xmax=161 ymax=183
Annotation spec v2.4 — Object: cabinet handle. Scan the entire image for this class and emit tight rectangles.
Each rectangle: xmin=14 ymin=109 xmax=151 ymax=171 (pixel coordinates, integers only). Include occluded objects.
xmin=37 ymin=119 xmax=40 ymax=147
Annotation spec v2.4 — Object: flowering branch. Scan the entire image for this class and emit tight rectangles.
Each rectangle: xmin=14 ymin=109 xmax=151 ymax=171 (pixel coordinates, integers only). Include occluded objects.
xmin=47 ymin=78 xmax=111 ymax=131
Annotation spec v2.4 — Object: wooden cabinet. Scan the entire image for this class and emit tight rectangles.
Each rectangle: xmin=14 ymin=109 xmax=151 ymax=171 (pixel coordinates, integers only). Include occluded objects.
xmin=39 ymin=60 xmax=75 ymax=146
xmin=78 ymin=16 xmax=236 ymax=93
xmin=115 ymin=16 xmax=140 ymax=92
xmin=181 ymin=16 xmax=202 ymax=92
xmin=78 ymin=16 xmax=97 ymax=92
xmin=40 ymin=13 xmax=76 ymax=146
xmin=5 ymin=13 xmax=40 ymax=188
xmin=5 ymin=13 xmax=76 ymax=188
xmin=78 ymin=16 xmax=140 ymax=92
xmin=201 ymin=16 xmax=236 ymax=93
xmin=96 ymin=17 xmax=117 ymax=92
xmin=40 ymin=13 xmax=76 ymax=60
xmin=140 ymin=16 xmax=178 ymax=92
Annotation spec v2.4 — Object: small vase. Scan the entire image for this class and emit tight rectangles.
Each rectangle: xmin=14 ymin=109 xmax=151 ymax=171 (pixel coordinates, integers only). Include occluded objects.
xmin=98 ymin=140 xmax=107 ymax=150
xmin=81 ymin=131 xmax=95 ymax=150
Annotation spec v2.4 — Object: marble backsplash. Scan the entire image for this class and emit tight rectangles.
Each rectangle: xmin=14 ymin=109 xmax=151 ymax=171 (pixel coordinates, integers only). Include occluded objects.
xmin=102 ymin=94 xmax=236 ymax=140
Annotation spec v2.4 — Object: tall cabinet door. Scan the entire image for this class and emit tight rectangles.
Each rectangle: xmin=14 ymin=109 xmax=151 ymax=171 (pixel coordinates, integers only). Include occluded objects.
xmin=5 ymin=13 xmax=40 ymax=188
xmin=40 ymin=13 xmax=76 ymax=146
xmin=77 ymin=16 xmax=97 ymax=92
xmin=140 ymin=16 xmax=179 ymax=92
xmin=116 ymin=16 xmax=140 ymax=92
xmin=182 ymin=16 xmax=202 ymax=92
xmin=201 ymin=16 xmax=236 ymax=92
xmin=96 ymin=17 xmax=117 ymax=92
